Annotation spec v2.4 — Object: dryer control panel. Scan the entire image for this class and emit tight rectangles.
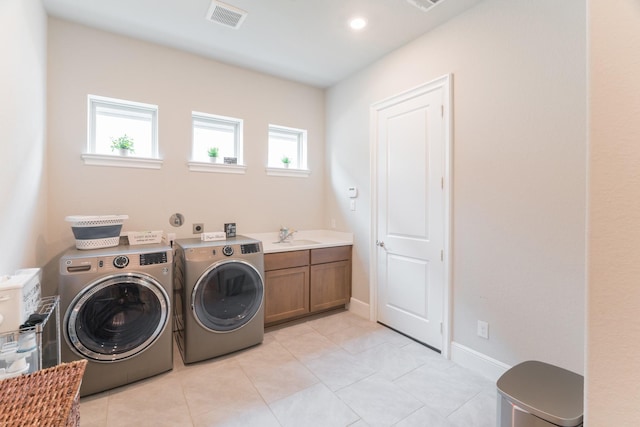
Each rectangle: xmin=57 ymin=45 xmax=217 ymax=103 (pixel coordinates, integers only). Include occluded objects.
xmin=179 ymin=237 xmax=262 ymax=262
xmin=241 ymin=243 xmax=261 ymax=254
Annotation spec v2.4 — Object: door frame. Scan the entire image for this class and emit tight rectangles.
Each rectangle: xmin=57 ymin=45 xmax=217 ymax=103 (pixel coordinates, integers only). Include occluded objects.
xmin=369 ymin=74 xmax=452 ymax=358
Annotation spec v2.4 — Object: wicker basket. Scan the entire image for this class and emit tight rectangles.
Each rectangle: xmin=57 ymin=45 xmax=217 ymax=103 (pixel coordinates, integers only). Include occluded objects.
xmin=0 ymin=360 xmax=87 ymax=427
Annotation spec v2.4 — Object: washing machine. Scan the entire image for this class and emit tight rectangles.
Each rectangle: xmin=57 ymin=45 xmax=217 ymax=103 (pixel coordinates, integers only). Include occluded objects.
xmin=174 ymin=236 xmax=264 ymax=364
xmin=59 ymin=243 xmax=173 ymax=396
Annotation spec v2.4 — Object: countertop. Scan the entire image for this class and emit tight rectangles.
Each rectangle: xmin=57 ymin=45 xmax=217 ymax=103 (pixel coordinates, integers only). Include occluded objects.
xmin=245 ymin=229 xmax=353 ymax=254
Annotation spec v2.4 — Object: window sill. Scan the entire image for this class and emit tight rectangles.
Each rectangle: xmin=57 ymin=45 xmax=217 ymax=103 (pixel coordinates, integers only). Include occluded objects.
xmin=187 ymin=161 xmax=247 ymax=174
xmin=82 ymin=153 xmax=163 ymax=169
xmin=266 ymin=167 xmax=311 ymax=178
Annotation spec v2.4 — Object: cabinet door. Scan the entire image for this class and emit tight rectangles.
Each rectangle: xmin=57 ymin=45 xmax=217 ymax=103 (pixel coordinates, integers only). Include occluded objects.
xmin=264 ymin=266 xmax=310 ymax=324
xmin=310 ymin=260 xmax=351 ymax=312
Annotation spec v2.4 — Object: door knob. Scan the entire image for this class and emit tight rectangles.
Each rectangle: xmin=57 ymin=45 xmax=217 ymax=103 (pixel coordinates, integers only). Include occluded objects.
xmin=376 ymin=240 xmax=385 ymax=248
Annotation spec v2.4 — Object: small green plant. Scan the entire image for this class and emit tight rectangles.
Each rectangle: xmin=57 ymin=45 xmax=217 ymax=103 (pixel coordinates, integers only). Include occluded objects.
xmin=281 ymin=156 xmax=291 ymax=165
xmin=207 ymin=147 xmax=219 ymax=158
xmin=110 ymin=135 xmax=135 ymax=153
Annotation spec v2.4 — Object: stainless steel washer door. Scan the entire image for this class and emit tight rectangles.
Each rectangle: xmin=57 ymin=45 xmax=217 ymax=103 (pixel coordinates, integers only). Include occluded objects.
xmin=65 ymin=273 xmax=170 ymax=362
xmin=191 ymin=260 xmax=264 ymax=332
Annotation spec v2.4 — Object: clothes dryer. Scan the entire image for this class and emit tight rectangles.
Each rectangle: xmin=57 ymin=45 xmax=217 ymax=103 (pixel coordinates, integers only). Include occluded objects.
xmin=174 ymin=236 xmax=264 ymax=364
xmin=59 ymin=243 xmax=173 ymax=396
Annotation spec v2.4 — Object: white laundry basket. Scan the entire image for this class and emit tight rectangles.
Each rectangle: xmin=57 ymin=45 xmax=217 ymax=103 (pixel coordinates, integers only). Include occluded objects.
xmin=65 ymin=215 xmax=128 ymax=249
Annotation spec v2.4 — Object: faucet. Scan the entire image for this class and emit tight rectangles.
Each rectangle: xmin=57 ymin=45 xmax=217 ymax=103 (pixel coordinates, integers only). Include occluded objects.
xmin=278 ymin=227 xmax=297 ymax=243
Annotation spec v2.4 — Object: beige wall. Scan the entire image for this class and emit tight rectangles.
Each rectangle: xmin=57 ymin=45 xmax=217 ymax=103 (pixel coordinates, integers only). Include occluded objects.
xmin=46 ymin=19 xmax=326 ymax=262
xmin=587 ymin=0 xmax=640 ymax=423
xmin=0 ymin=0 xmax=48 ymax=275
xmin=326 ymin=0 xmax=586 ymax=374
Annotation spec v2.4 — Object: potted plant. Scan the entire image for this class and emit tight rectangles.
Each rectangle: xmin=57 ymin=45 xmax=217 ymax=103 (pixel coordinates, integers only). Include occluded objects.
xmin=110 ymin=135 xmax=135 ymax=156
xmin=281 ymin=156 xmax=291 ymax=168
xmin=207 ymin=147 xmax=219 ymax=162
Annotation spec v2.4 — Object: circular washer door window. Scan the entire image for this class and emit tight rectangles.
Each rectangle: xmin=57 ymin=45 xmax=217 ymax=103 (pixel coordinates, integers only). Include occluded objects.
xmin=65 ymin=273 xmax=169 ymax=362
xmin=192 ymin=260 xmax=264 ymax=332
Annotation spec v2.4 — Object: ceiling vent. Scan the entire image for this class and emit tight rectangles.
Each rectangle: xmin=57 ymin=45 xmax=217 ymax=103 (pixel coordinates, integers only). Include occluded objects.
xmin=406 ymin=0 xmax=441 ymax=12
xmin=206 ymin=1 xmax=248 ymax=29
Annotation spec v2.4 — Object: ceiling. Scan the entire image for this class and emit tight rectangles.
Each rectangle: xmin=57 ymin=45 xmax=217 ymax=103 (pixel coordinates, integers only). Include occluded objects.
xmin=42 ymin=0 xmax=481 ymax=88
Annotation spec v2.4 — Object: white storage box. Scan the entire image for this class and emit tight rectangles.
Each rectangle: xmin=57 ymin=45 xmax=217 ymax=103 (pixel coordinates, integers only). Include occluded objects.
xmin=127 ymin=231 xmax=163 ymax=245
xmin=0 ymin=268 xmax=42 ymax=334
xmin=65 ymin=215 xmax=128 ymax=250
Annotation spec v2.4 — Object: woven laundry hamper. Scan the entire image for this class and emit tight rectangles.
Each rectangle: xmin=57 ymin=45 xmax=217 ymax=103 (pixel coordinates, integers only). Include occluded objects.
xmin=0 ymin=360 xmax=87 ymax=427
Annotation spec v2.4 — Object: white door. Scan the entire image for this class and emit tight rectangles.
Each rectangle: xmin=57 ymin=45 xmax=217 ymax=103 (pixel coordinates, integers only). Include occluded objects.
xmin=373 ymin=77 xmax=449 ymax=351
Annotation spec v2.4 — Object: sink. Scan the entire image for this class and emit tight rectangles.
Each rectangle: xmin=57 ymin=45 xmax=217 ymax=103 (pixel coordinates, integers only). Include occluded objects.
xmin=273 ymin=239 xmax=320 ymax=246
xmin=290 ymin=239 xmax=320 ymax=246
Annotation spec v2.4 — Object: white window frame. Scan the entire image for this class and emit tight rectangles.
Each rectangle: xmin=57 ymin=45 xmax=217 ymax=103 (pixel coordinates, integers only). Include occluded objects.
xmin=266 ymin=124 xmax=310 ymax=177
xmin=187 ymin=112 xmax=246 ymax=174
xmin=82 ymin=95 xmax=162 ymax=169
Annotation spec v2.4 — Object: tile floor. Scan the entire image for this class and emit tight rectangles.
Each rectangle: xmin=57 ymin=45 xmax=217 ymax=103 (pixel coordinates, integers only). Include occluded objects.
xmin=80 ymin=311 xmax=497 ymax=427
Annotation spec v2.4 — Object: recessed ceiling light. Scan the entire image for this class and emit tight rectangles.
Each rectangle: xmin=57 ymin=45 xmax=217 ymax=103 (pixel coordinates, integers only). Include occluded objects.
xmin=349 ymin=17 xmax=367 ymax=31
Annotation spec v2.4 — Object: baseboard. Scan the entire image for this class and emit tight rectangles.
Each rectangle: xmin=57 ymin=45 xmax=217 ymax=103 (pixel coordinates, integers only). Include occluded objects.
xmin=348 ymin=297 xmax=370 ymax=319
xmin=450 ymin=342 xmax=511 ymax=383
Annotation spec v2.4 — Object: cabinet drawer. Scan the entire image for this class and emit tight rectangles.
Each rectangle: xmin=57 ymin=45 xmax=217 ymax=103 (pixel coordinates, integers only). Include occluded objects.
xmin=311 ymin=246 xmax=352 ymax=265
xmin=264 ymin=250 xmax=309 ymax=271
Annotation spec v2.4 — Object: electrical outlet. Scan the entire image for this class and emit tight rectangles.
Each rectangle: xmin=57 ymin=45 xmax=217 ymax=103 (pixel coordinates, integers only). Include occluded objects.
xmin=193 ymin=223 xmax=204 ymax=234
xmin=331 ymin=218 xmax=337 ymax=228
xmin=477 ymin=320 xmax=489 ymax=339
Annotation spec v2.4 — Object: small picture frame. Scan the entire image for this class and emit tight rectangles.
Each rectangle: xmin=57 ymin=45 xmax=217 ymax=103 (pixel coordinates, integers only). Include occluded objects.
xmin=224 ymin=157 xmax=238 ymax=164
xmin=224 ymin=223 xmax=236 ymax=238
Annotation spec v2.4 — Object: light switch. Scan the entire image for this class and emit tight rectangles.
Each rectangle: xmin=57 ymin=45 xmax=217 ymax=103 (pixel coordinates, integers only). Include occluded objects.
xmin=477 ymin=320 xmax=489 ymax=339
xmin=350 ymin=200 xmax=356 ymax=211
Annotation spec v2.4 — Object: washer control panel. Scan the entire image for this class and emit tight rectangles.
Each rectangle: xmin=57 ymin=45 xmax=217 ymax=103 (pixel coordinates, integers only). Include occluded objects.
xmin=62 ymin=248 xmax=172 ymax=274
xmin=140 ymin=252 xmax=169 ymax=266
xmin=222 ymin=246 xmax=234 ymax=257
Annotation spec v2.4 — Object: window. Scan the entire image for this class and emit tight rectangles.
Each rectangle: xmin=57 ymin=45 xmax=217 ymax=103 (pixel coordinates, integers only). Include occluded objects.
xmin=191 ymin=112 xmax=243 ymax=163
xmin=268 ymin=125 xmax=307 ymax=170
xmin=87 ymin=95 xmax=158 ymax=158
